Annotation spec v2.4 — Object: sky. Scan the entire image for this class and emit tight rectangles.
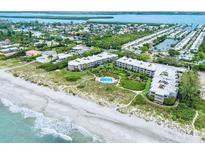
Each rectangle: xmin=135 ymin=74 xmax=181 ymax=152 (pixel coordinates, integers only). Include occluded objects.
xmin=0 ymin=0 xmax=204 ymax=11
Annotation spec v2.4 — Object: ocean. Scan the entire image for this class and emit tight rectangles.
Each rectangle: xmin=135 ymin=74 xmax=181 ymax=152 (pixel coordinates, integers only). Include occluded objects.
xmin=0 ymin=98 xmax=101 ymax=143
xmin=0 ymin=12 xmax=205 ymax=24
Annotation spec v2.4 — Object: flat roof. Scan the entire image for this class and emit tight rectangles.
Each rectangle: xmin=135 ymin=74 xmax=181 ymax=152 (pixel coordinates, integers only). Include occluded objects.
xmin=117 ymin=56 xmax=186 ymax=96
xmin=68 ymin=52 xmax=118 ymax=66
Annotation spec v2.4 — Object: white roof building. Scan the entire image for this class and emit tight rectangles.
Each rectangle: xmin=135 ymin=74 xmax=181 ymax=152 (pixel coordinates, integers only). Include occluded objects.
xmin=149 ymin=68 xmax=179 ymax=101
xmin=0 ymin=43 xmax=20 ymax=56
xmin=122 ymin=26 xmax=176 ymax=51
xmin=68 ymin=52 xmax=118 ymax=71
xmin=116 ymin=57 xmax=186 ymax=104
xmin=36 ymin=51 xmax=58 ymax=63
xmin=71 ymin=45 xmax=90 ymax=55
xmin=190 ymin=32 xmax=205 ymax=52
xmin=175 ymin=31 xmax=197 ymax=50
xmin=0 ymin=44 xmax=20 ymax=49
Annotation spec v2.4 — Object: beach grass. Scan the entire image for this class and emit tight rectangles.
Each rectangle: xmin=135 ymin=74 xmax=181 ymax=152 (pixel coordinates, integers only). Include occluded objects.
xmin=9 ymin=62 xmax=136 ymax=105
xmin=129 ymin=94 xmax=205 ymax=129
xmin=7 ymin=61 xmax=205 ymax=130
xmin=0 ymin=58 xmax=22 ymax=68
xmin=77 ymin=79 xmax=136 ymax=104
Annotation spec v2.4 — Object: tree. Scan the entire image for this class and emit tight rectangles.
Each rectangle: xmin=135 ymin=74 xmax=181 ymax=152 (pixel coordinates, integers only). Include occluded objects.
xmin=199 ymin=63 xmax=205 ymax=71
xmin=164 ymin=96 xmax=176 ymax=106
xmin=140 ymin=43 xmax=150 ymax=52
xmin=29 ymin=31 xmax=32 ymax=38
xmin=168 ymin=49 xmax=180 ymax=57
xmin=7 ymin=30 xmax=12 ymax=37
xmin=179 ymin=71 xmax=200 ymax=108
xmin=155 ymin=56 xmax=178 ymax=66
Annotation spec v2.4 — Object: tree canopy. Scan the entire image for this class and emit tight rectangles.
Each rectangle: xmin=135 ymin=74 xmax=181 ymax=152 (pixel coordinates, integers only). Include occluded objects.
xmin=179 ymin=71 xmax=200 ymax=108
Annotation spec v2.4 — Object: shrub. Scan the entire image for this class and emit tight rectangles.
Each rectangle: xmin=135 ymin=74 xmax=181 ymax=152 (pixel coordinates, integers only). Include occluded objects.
xmin=198 ymin=63 xmax=205 ymax=71
xmin=38 ymin=59 xmax=68 ymax=71
xmin=105 ymin=85 xmax=115 ymax=91
xmin=168 ymin=49 xmax=180 ymax=57
xmin=195 ymin=113 xmax=205 ymax=130
xmin=147 ymin=95 xmax=154 ymax=101
xmin=65 ymin=75 xmax=81 ymax=82
xmin=6 ymin=50 xmax=25 ymax=59
xmin=77 ymin=84 xmax=85 ymax=89
xmin=131 ymin=95 xmax=148 ymax=106
xmin=170 ymin=103 xmax=195 ymax=123
xmin=164 ymin=96 xmax=176 ymax=106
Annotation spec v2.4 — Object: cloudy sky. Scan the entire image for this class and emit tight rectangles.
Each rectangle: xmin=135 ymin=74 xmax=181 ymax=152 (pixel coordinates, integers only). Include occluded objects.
xmin=0 ymin=0 xmax=204 ymax=11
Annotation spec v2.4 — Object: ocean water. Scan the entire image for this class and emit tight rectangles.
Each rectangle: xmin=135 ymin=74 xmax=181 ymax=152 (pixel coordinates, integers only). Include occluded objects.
xmin=0 ymin=12 xmax=205 ymax=24
xmin=89 ymin=14 xmax=205 ymax=25
xmin=0 ymin=98 xmax=102 ymax=143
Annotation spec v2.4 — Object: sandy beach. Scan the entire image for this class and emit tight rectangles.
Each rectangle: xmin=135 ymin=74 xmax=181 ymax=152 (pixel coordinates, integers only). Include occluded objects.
xmin=0 ymin=69 xmax=203 ymax=142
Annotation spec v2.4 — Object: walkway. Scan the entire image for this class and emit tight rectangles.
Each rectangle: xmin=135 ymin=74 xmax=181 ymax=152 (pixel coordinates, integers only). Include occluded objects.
xmin=192 ymin=111 xmax=199 ymax=130
xmin=116 ymin=92 xmax=142 ymax=110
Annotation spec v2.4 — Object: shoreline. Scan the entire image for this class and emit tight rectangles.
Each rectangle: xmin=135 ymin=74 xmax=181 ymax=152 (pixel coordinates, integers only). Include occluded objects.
xmin=0 ymin=69 xmax=204 ymax=142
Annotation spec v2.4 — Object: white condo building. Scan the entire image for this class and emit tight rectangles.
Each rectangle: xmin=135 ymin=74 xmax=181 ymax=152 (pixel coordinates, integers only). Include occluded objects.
xmin=68 ymin=52 xmax=118 ymax=71
xmin=116 ymin=57 xmax=186 ymax=104
xmin=190 ymin=32 xmax=205 ymax=52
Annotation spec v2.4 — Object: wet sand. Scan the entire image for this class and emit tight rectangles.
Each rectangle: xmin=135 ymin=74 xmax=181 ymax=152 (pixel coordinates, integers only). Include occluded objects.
xmin=0 ymin=69 xmax=202 ymax=142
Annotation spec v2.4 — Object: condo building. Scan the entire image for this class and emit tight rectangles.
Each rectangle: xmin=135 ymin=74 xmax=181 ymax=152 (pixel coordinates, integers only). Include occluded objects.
xmin=190 ymin=32 xmax=205 ymax=52
xmin=68 ymin=52 xmax=118 ymax=71
xmin=116 ymin=57 xmax=186 ymax=104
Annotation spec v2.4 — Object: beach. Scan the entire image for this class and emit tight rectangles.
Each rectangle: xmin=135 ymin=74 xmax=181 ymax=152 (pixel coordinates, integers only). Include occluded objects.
xmin=0 ymin=69 xmax=203 ymax=142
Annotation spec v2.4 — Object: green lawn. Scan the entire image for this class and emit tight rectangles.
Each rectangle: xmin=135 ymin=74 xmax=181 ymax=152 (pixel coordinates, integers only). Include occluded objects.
xmin=55 ymin=70 xmax=88 ymax=82
xmin=120 ymin=79 xmax=146 ymax=91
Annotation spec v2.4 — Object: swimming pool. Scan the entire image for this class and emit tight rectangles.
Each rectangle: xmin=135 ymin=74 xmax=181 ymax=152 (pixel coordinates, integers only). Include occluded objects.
xmin=96 ymin=77 xmax=117 ymax=84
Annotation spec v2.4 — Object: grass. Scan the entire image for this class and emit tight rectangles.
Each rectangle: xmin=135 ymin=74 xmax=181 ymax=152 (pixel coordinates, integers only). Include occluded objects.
xmin=7 ymin=59 xmax=205 ymax=130
xmin=195 ymin=112 xmax=205 ymax=130
xmin=131 ymin=94 xmax=196 ymax=125
xmin=120 ymin=79 xmax=146 ymax=91
xmin=9 ymin=62 xmax=136 ymax=105
xmin=90 ymin=62 xmax=150 ymax=86
xmin=143 ymin=78 xmax=152 ymax=95
xmin=131 ymin=94 xmax=149 ymax=106
xmin=78 ymin=79 xmax=136 ymax=104
xmin=0 ymin=58 xmax=22 ymax=68
xmin=56 ymin=70 xmax=87 ymax=82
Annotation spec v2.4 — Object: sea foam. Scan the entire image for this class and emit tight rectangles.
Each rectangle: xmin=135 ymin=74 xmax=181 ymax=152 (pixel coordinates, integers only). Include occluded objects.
xmin=0 ymin=97 xmax=101 ymax=142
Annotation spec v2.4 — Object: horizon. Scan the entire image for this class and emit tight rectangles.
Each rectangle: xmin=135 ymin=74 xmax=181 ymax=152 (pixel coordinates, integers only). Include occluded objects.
xmin=0 ymin=0 xmax=204 ymax=11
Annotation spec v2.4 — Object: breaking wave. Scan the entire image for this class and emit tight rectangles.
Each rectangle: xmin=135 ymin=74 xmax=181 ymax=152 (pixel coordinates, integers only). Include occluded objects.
xmin=0 ymin=97 xmax=102 ymax=142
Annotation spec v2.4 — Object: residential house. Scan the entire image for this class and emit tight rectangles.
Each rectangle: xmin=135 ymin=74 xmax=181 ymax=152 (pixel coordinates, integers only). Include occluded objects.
xmin=36 ymin=51 xmax=58 ymax=63
xmin=71 ymin=45 xmax=90 ymax=55
xmin=26 ymin=50 xmax=41 ymax=57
